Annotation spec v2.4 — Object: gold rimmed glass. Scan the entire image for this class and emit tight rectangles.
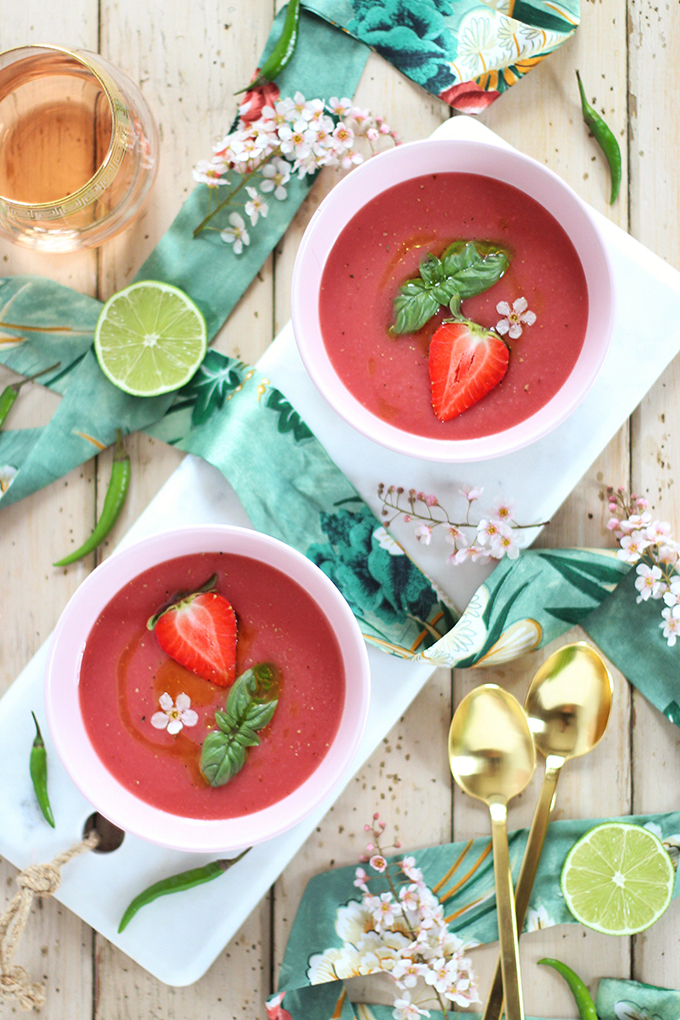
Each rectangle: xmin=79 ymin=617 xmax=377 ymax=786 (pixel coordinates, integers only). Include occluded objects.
xmin=0 ymin=45 xmax=159 ymax=252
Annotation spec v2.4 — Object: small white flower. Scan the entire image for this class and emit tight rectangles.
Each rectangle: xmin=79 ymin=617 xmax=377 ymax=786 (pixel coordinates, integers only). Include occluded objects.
xmin=415 ymin=524 xmax=432 ymax=545
xmin=635 ymin=562 xmax=664 ymax=602
xmin=617 ymin=530 xmax=651 ymax=564
xmin=331 ymin=121 xmax=354 ymax=150
xmin=220 ymin=212 xmax=250 ymax=254
xmin=244 ymin=186 xmax=268 ymax=225
xmin=151 ymin=692 xmax=198 ymax=735
xmin=260 ymin=155 xmax=291 ymax=200
xmin=393 ymin=991 xmax=431 ymax=1020
xmin=459 ymin=484 xmax=483 ymax=502
xmin=645 ymin=519 xmax=672 ymax=543
xmin=496 ymin=297 xmax=536 ymax=339
xmin=476 ymin=518 xmax=502 ymax=546
xmin=192 ymin=158 xmax=228 ymax=186
xmin=328 ymin=96 xmax=353 ymax=116
xmin=492 ymin=495 xmax=515 ymax=520
xmin=490 ymin=523 xmax=521 ymax=560
xmin=663 ymin=576 xmax=680 ymax=607
xmin=660 ymin=605 xmax=680 ymax=646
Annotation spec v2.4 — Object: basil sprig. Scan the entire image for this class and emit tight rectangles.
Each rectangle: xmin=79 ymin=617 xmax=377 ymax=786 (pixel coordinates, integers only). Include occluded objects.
xmin=200 ymin=663 xmax=279 ymax=787
xmin=391 ymin=240 xmax=510 ymax=335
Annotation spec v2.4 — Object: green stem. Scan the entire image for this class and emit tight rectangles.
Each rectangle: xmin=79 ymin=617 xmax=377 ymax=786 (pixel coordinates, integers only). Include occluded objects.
xmin=193 ymin=152 xmax=276 ymax=237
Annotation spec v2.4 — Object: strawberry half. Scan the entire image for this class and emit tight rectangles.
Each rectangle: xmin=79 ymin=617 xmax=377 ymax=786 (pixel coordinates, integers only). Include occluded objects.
xmin=428 ymin=319 xmax=509 ymax=421
xmin=150 ymin=585 xmax=237 ymax=687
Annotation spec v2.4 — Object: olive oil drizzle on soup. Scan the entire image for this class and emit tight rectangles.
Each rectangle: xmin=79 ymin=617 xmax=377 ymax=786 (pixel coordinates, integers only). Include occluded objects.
xmin=318 ymin=172 xmax=588 ymax=438
xmin=79 ymin=553 xmax=346 ymax=820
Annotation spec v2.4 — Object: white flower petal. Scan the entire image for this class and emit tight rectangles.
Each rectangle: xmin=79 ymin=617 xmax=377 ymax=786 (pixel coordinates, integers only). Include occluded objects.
xmin=159 ymin=692 xmax=174 ymax=712
xmin=496 ymin=301 xmax=512 ymax=316
xmin=151 ymin=712 xmax=169 ymax=729
xmin=495 ymin=319 xmax=509 ymax=335
xmin=175 ymin=693 xmax=191 ymax=711
xmin=521 ymin=310 xmax=536 ymax=325
xmin=180 ymin=709 xmax=199 ymax=727
xmin=167 ymin=718 xmax=183 ymax=735
xmin=512 ymin=296 xmax=528 ymax=314
xmin=508 ymin=323 xmax=523 ymax=339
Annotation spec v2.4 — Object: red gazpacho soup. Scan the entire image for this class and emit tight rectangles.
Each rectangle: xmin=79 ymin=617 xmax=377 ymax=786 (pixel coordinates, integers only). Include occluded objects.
xmin=78 ymin=552 xmax=346 ymax=820
xmin=319 ymin=172 xmax=589 ymax=438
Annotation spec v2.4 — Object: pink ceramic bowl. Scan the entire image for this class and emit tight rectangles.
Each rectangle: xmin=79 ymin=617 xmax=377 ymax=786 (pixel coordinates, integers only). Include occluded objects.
xmin=291 ymin=138 xmax=614 ymax=462
xmin=45 ymin=525 xmax=370 ymax=853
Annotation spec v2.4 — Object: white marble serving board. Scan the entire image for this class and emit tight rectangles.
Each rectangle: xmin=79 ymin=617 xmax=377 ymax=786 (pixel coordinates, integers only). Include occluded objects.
xmin=1 ymin=116 xmax=680 ymax=987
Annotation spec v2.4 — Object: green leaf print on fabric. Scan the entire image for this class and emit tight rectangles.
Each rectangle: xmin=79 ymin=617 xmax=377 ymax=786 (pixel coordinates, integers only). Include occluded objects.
xmin=266 ymin=390 xmax=313 ymax=443
xmin=347 ymin=0 xmax=458 ymax=94
xmin=307 ymin=507 xmax=440 ymax=632
xmin=180 ymin=350 xmax=249 ymax=428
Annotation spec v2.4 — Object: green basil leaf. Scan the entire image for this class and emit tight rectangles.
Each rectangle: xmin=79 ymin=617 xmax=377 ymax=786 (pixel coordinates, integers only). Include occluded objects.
xmin=391 ymin=240 xmax=511 ymax=335
xmin=454 ymin=250 xmax=509 ymax=299
xmin=392 ymin=286 xmax=440 ymax=335
xmin=430 ymin=284 xmax=453 ymax=305
xmin=418 ymin=255 xmax=444 ymax=286
xmin=200 ymin=664 xmax=279 ymax=787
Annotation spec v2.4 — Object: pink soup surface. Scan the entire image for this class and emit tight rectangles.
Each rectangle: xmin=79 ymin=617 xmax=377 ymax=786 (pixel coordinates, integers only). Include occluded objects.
xmin=318 ymin=172 xmax=589 ymax=439
xmin=79 ymin=552 xmax=346 ymax=820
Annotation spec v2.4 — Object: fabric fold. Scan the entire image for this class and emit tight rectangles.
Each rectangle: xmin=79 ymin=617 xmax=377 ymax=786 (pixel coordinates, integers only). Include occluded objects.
xmin=267 ymin=809 xmax=680 ymax=1020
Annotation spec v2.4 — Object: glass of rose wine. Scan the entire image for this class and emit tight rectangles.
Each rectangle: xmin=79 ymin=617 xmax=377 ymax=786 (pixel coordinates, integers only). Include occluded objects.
xmin=0 ymin=45 xmax=159 ymax=252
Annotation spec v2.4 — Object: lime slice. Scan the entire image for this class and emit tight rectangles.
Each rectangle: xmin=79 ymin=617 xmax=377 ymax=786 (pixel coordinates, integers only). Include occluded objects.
xmin=94 ymin=281 xmax=207 ymax=397
xmin=561 ymin=821 xmax=675 ymax=935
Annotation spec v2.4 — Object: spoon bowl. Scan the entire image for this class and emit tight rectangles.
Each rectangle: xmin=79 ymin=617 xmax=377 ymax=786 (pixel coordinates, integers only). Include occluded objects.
xmin=449 ymin=685 xmax=536 ymax=804
xmin=449 ymin=684 xmax=536 ymax=1020
xmin=525 ymin=641 xmax=613 ymax=762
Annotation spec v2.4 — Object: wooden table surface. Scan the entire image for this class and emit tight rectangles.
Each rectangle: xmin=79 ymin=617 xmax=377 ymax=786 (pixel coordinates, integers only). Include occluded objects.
xmin=1 ymin=1 xmax=679 ymax=1017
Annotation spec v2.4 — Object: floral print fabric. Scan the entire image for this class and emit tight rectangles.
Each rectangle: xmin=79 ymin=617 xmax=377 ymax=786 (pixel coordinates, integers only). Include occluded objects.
xmin=268 ymin=811 xmax=680 ymax=1020
xmin=304 ymin=0 xmax=580 ymax=112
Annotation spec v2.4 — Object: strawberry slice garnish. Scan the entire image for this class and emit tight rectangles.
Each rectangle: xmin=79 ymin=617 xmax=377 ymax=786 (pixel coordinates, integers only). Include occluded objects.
xmin=428 ymin=319 xmax=509 ymax=421
xmin=148 ymin=578 xmax=237 ymax=687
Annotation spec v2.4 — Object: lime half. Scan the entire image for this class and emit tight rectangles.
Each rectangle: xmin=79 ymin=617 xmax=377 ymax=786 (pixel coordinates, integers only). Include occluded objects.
xmin=561 ymin=821 xmax=675 ymax=936
xmin=95 ymin=281 xmax=208 ymax=397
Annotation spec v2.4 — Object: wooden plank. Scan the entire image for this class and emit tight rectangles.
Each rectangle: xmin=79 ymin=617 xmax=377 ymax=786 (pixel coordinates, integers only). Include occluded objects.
xmin=628 ymin=0 xmax=680 ymax=995
xmin=0 ymin=9 xmax=100 ymax=1018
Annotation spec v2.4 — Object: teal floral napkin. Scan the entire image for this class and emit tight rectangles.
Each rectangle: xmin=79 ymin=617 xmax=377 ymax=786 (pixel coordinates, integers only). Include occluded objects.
xmin=305 ymin=0 xmax=580 ymax=113
xmin=596 ymin=978 xmax=680 ymax=1020
xmin=265 ymin=811 xmax=680 ymax=1019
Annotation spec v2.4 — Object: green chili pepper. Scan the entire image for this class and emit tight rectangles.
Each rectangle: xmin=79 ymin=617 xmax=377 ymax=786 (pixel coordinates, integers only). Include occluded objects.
xmin=235 ymin=0 xmax=301 ymax=93
xmin=0 ymin=362 xmax=61 ymax=430
xmin=53 ymin=429 xmax=130 ymax=567
xmin=576 ymin=70 xmax=622 ymax=205
xmin=118 ymin=848 xmax=250 ymax=932
xmin=538 ymin=958 xmax=599 ymax=1020
xmin=29 ymin=711 xmax=55 ymax=828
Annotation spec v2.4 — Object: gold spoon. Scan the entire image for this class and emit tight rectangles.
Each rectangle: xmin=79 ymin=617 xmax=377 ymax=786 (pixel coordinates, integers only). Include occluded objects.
xmin=448 ymin=684 xmax=536 ymax=1020
xmin=482 ymin=642 xmax=613 ymax=1020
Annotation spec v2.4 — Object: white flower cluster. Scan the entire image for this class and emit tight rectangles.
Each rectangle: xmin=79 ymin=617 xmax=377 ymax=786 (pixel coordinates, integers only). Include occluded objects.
xmin=378 ymin=484 xmax=542 ymax=565
xmin=606 ymin=486 xmax=680 ymax=646
xmin=307 ymin=820 xmax=479 ymax=1020
xmin=192 ymin=92 xmax=397 ymax=250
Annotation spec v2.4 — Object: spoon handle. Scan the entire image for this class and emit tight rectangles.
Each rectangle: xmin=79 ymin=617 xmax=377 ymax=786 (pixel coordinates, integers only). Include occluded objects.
xmin=483 ymin=762 xmax=562 ymax=1020
xmin=489 ymin=801 xmax=524 ymax=1020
